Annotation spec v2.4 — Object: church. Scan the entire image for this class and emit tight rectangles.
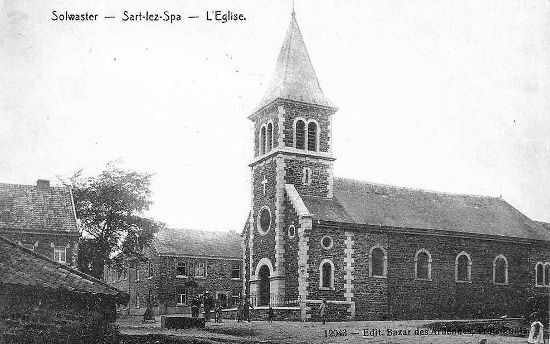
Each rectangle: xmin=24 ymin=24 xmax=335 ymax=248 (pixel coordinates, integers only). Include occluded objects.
xmin=242 ymin=10 xmax=550 ymax=321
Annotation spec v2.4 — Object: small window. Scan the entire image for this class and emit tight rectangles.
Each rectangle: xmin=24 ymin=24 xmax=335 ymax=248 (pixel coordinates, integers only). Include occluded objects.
xmin=415 ymin=249 xmax=431 ymax=280
xmin=148 ymin=261 xmax=153 ymax=278
xmin=54 ymin=246 xmax=67 ymax=263
xmin=195 ymin=261 xmax=206 ymax=278
xmin=135 ymin=268 xmax=140 ymax=282
xmin=288 ymin=225 xmax=296 ymax=239
xmin=536 ymin=262 xmax=544 ymax=286
xmin=177 ymin=292 xmax=189 ymax=305
xmin=176 ymin=261 xmax=187 ymax=277
xmin=307 ymin=121 xmax=317 ymax=151
xmin=257 ymin=206 xmax=271 ymax=235
xmin=370 ymin=247 xmax=387 ymax=278
xmin=493 ymin=255 xmax=508 ymax=285
xmin=231 ymin=262 xmax=242 ymax=279
xmin=267 ymin=123 xmax=273 ymax=152
xmin=455 ymin=252 xmax=471 ymax=282
xmin=302 ymin=167 xmax=312 ymax=186
xmin=22 ymin=243 xmax=35 ymax=251
xmin=321 ymin=236 xmax=333 ymax=250
xmin=135 ymin=294 xmax=140 ymax=309
xmin=319 ymin=259 xmax=334 ymax=289
xmin=295 ymin=120 xmax=305 ymax=150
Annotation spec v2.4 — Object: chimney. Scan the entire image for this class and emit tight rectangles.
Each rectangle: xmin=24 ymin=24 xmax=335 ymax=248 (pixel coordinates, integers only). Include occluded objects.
xmin=36 ymin=179 xmax=50 ymax=189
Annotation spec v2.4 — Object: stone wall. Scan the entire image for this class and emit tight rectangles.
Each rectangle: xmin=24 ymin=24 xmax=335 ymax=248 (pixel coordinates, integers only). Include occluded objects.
xmin=0 ymin=231 xmax=78 ymax=267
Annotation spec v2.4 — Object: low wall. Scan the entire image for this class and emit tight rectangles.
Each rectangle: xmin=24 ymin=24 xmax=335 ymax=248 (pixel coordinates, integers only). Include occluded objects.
xmin=221 ymin=306 xmax=301 ymax=321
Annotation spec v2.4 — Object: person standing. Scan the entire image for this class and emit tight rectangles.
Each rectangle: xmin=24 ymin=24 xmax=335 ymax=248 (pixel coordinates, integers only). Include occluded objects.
xmin=191 ymin=296 xmax=200 ymax=318
xmin=267 ymin=306 xmax=274 ymax=323
xmin=319 ymin=299 xmax=328 ymax=325
xmin=203 ymin=291 xmax=213 ymax=322
xmin=236 ymin=299 xmax=244 ymax=322
xmin=243 ymin=298 xmax=254 ymax=322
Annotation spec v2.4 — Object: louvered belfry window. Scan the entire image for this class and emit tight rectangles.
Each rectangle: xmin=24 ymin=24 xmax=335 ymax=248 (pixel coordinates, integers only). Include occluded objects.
xmin=307 ymin=121 xmax=317 ymax=151
xmin=295 ymin=120 xmax=305 ymax=149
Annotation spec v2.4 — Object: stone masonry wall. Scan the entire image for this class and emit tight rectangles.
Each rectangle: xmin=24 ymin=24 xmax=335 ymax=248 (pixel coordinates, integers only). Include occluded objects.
xmin=283 ymin=195 xmax=300 ymax=304
xmin=281 ymin=102 xmax=333 ymax=153
xmin=0 ymin=231 xmax=78 ymax=267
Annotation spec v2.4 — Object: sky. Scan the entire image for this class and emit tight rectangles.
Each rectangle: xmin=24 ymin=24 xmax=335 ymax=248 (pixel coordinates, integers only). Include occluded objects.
xmin=1 ymin=0 xmax=549 ymax=230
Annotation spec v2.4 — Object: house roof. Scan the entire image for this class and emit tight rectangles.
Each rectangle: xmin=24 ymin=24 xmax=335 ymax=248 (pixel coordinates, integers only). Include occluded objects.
xmin=0 ymin=181 xmax=78 ymax=234
xmin=253 ymin=12 xmax=335 ymax=114
xmin=301 ymin=177 xmax=550 ymax=242
xmin=153 ymin=228 xmax=241 ymax=259
xmin=536 ymin=221 xmax=550 ymax=232
xmin=0 ymin=235 xmax=127 ymax=301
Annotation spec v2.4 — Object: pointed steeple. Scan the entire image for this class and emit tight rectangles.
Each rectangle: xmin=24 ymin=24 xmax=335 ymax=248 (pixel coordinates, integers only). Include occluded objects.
xmin=255 ymin=11 xmax=335 ymax=112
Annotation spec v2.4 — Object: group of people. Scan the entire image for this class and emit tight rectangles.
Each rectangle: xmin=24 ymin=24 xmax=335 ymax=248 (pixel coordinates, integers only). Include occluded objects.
xmin=190 ymin=291 xmax=224 ymax=323
xmin=188 ymin=293 xmax=330 ymax=324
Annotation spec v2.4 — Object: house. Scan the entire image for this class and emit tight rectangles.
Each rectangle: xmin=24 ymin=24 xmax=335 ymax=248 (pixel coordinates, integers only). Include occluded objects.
xmin=0 ymin=179 xmax=79 ymax=266
xmin=105 ymin=228 xmax=243 ymax=315
xmin=242 ymin=10 xmax=550 ymax=321
xmin=0 ymin=235 xmax=128 ymax=342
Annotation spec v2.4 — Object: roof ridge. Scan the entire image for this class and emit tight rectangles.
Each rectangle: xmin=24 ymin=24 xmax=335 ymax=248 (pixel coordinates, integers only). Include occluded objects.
xmin=0 ymin=235 xmax=125 ymax=296
xmin=0 ymin=182 xmax=68 ymax=189
xmin=334 ymin=176 xmax=499 ymax=200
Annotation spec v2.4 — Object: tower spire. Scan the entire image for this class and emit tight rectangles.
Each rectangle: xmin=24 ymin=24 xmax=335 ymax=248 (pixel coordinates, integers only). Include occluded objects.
xmin=252 ymin=8 xmax=335 ymax=114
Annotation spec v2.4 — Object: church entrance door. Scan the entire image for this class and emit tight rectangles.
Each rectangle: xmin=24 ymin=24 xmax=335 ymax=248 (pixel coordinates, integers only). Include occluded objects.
xmin=258 ymin=265 xmax=270 ymax=306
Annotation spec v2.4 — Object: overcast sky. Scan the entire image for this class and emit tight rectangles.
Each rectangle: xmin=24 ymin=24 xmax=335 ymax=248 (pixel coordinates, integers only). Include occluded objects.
xmin=1 ymin=0 xmax=549 ymax=230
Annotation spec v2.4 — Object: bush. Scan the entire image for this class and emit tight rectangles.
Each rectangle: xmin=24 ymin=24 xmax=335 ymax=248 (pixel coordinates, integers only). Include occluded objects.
xmin=0 ymin=306 xmax=120 ymax=344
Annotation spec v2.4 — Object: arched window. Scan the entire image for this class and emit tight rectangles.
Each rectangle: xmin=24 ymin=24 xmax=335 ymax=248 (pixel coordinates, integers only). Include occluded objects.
xmin=370 ymin=246 xmax=387 ymax=278
xmin=536 ymin=262 xmax=544 ymax=286
xmin=267 ymin=123 xmax=273 ymax=152
xmin=260 ymin=126 xmax=267 ymax=155
xmin=415 ymin=249 xmax=432 ymax=280
xmin=455 ymin=252 xmax=471 ymax=282
xmin=319 ymin=259 xmax=334 ymax=289
xmin=544 ymin=263 xmax=550 ymax=286
xmin=493 ymin=254 xmax=508 ymax=285
xmin=307 ymin=121 xmax=317 ymax=151
xmin=295 ymin=120 xmax=305 ymax=150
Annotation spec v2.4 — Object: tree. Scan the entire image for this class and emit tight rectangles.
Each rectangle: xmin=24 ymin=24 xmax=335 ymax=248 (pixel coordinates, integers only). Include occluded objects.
xmin=65 ymin=162 xmax=165 ymax=279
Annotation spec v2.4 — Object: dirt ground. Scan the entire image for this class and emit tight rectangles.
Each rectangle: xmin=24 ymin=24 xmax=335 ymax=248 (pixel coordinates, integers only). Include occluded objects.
xmin=117 ymin=316 xmax=532 ymax=344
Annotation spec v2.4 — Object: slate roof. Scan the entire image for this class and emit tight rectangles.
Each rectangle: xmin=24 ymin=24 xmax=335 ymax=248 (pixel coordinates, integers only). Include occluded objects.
xmin=301 ymin=177 xmax=550 ymax=242
xmin=153 ymin=228 xmax=241 ymax=259
xmin=536 ymin=221 xmax=550 ymax=232
xmin=0 ymin=182 xmax=78 ymax=234
xmin=254 ymin=12 xmax=335 ymax=113
xmin=0 ymin=235 xmax=127 ymax=301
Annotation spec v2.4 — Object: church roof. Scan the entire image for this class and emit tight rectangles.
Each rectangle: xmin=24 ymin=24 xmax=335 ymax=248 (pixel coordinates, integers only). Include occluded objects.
xmin=254 ymin=12 xmax=335 ymax=113
xmin=153 ymin=228 xmax=241 ymax=259
xmin=0 ymin=235 xmax=127 ymax=301
xmin=0 ymin=181 xmax=78 ymax=234
xmin=301 ymin=177 xmax=550 ymax=242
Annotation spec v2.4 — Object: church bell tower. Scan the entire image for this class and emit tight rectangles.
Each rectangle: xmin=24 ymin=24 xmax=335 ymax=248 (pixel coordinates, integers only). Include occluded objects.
xmin=246 ymin=9 xmax=337 ymax=307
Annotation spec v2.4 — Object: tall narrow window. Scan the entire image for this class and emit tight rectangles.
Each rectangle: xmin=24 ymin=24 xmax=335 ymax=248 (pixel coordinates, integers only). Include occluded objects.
xmin=455 ymin=252 xmax=471 ymax=282
xmin=267 ymin=123 xmax=273 ymax=152
xmin=544 ymin=263 xmax=550 ymax=286
xmin=536 ymin=262 xmax=544 ymax=286
xmin=295 ymin=120 xmax=305 ymax=149
xmin=415 ymin=249 xmax=431 ymax=280
xmin=493 ymin=255 xmax=508 ymax=285
xmin=307 ymin=121 xmax=317 ymax=151
xmin=260 ymin=126 xmax=267 ymax=155
xmin=370 ymin=246 xmax=387 ymax=277
xmin=319 ymin=259 xmax=334 ymax=289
